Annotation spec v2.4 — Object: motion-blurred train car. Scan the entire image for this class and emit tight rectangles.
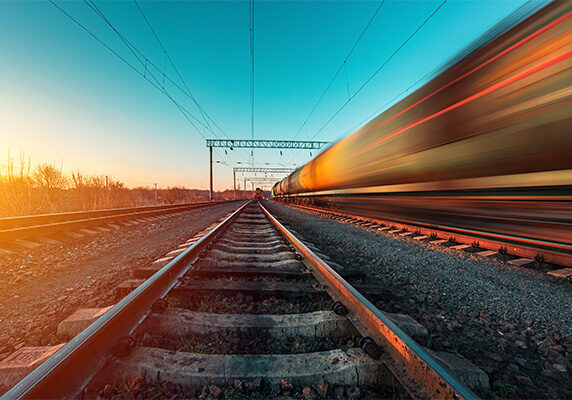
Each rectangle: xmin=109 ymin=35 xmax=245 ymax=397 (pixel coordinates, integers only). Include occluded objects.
xmin=273 ymin=1 xmax=571 ymax=251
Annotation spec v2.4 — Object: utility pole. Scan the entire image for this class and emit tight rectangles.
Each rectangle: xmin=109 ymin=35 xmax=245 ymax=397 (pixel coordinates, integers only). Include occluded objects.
xmin=233 ymin=169 xmax=236 ymax=200
xmin=154 ymin=183 xmax=158 ymax=205
xmin=209 ymin=146 xmax=213 ymax=201
xmin=244 ymin=178 xmax=246 ymax=199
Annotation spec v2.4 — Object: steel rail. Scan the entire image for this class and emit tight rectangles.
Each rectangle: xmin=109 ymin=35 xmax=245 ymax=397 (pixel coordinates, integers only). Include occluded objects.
xmin=0 ymin=201 xmax=232 ymax=243
xmin=260 ymin=201 xmax=479 ymax=400
xmin=0 ymin=201 xmax=250 ymax=400
xmin=286 ymin=203 xmax=572 ymax=267
xmin=0 ymin=203 xmax=210 ymax=230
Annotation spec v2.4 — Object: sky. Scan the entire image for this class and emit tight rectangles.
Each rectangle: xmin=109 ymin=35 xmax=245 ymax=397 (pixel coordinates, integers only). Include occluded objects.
xmin=0 ymin=0 xmax=534 ymax=190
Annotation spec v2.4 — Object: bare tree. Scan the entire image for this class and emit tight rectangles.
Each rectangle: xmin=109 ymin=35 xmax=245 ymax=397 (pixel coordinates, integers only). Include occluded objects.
xmin=32 ymin=163 xmax=68 ymax=212
xmin=1 ymin=156 xmax=208 ymax=216
xmin=32 ymin=163 xmax=68 ymax=190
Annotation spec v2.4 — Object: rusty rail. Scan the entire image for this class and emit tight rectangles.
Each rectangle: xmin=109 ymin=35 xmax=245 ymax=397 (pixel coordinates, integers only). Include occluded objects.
xmin=0 ymin=201 xmax=234 ymax=243
xmin=0 ymin=202 xmax=249 ymax=399
xmin=3 ymin=200 xmax=479 ymax=400
xmin=261 ymin=202 xmax=479 ymax=400
xmin=285 ymin=203 xmax=572 ymax=268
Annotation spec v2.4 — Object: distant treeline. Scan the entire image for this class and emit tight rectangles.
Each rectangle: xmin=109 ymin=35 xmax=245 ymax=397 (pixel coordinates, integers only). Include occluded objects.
xmin=0 ymin=159 xmax=242 ymax=217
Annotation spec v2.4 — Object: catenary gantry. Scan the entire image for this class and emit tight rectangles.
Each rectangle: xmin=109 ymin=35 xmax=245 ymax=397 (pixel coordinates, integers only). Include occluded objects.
xmin=206 ymin=140 xmax=327 ymax=200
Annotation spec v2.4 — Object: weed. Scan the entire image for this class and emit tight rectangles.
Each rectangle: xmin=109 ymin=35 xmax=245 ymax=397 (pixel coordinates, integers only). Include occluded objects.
xmin=497 ymin=380 xmax=517 ymax=397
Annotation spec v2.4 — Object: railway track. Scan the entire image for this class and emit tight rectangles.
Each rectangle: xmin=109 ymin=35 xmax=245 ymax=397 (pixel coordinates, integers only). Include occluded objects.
xmin=0 ymin=201 xmax=230 ymax=251
xmin=0 ymin=200 xmax=486 ymax=399
xmin=280 ymin=201 xmax=572 ymax=276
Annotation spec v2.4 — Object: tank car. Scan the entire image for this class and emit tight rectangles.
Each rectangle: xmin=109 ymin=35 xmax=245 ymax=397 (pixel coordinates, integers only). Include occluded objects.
xmin=274 ymin=1 xmax=572 ymax=249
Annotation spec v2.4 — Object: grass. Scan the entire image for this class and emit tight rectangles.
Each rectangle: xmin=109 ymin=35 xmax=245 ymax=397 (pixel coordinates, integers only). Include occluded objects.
xmin=0 ymin=155 xmax=238 ymax=217
xmin=496 ymin=380 xmax=518 ymax=397
xmin=176 ymin=337 xmax=204 ymax=353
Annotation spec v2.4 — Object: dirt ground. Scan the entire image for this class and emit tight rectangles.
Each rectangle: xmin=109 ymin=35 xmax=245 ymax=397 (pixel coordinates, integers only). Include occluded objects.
xmin=0 ymin=201 xmax=242 ymax=357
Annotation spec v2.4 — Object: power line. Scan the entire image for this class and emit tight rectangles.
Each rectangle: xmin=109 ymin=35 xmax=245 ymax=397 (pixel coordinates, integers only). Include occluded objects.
xmin=132 ymin=0 xmax=212 ymax=130
xmin=288 ymin=0 xmax=448 ymax=166
xmin=340 ymin=69 xmax=435 ymax=138
xmin=292 ymin=0 xmax=385 ymax=141
xmin=73 ymin=0 xmax=211 ymax=136
xmin=83 ymin=3 xmax=177 ymax=101
xmin=48 ymin=1 xmax=142 ymax=84
xmin=309 ymin=0 xmax=448 ymax=141
xmin=123 ymin=0 xmax=252 ymax=160
xmin=249 ymin=0 xmax=255 ymax=162
xmin=48 ymin=0 xmax=172 ymax=110
xmin=84 ymin=1 xmax=165 ymax=92
xmin=52 ymin=0 xmax=250 ymax=164
xmin=85 ymin=0 xmax=241 ymax=145
xmin=51 ymin=0 xmax=255 ymax=166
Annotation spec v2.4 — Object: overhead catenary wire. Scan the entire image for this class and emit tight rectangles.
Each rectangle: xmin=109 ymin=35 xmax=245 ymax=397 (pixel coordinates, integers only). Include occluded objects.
xmin=51 ymin=0 xmax=254 ymax=164
xmin=84 ymin=1 xmax=221 ymax=135
xmin=309 ymin=0 xmax=448 ymax=142
xmin=292 ymin=0 xmax=386 ymax=141
xmin=249 ymin=0 xmax=255 ymax=163
xmin=76 ymin=0 xmax=211 ymax=136
xmin=288 ymin=0 xmax=448 ymax=166
xmin=83 ymin=1 xmax=166 ymax=95
xmin=132 ymin=0 xmax=212 ymax=130
xmin=340 ymin=69 xmax=436 ymax=138
xmin=54 ymin=0 xmax=247 ymax=166
xmin=47 ymin=1 xmax=202 ymax=129
xmin=101 ymin=0 xmax=251 ymax=161
xmin=85 ymin=0 xmax=242 ymax=147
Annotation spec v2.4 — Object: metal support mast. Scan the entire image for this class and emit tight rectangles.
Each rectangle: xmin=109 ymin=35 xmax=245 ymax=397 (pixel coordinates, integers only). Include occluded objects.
xmin=233 ymin=169 xmax=237 ymax=199
xmin=209 ymin=146 xmax=213 ymax=201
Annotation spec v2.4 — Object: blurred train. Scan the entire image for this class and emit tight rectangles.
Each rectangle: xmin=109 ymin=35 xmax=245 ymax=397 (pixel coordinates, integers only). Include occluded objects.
xmin=273 ymin=1 xmax=572 ymax=251
xmin=254 ymin=187 xmax=263 ymax=200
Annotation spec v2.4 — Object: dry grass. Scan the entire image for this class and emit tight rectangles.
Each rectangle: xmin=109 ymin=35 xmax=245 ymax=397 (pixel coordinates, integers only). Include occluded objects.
xmin=0 ymin=154 xmax=240 ymax=217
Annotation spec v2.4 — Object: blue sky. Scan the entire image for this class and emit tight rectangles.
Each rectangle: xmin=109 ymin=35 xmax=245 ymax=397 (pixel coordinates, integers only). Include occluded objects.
xmin=0 ymin=0 xmax=532 ymax=189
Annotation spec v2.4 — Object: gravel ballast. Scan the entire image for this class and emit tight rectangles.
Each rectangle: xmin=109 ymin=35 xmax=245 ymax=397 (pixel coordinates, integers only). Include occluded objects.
xmin=0 ymin=201 xmax=243 ymax=356
xmin=169 ymin=289 xmax=331 ymax=315
xmin=265 ymin=200 xmax=572 ymax=400
xmin=83 ymin=202 xmax=402 ymax=400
